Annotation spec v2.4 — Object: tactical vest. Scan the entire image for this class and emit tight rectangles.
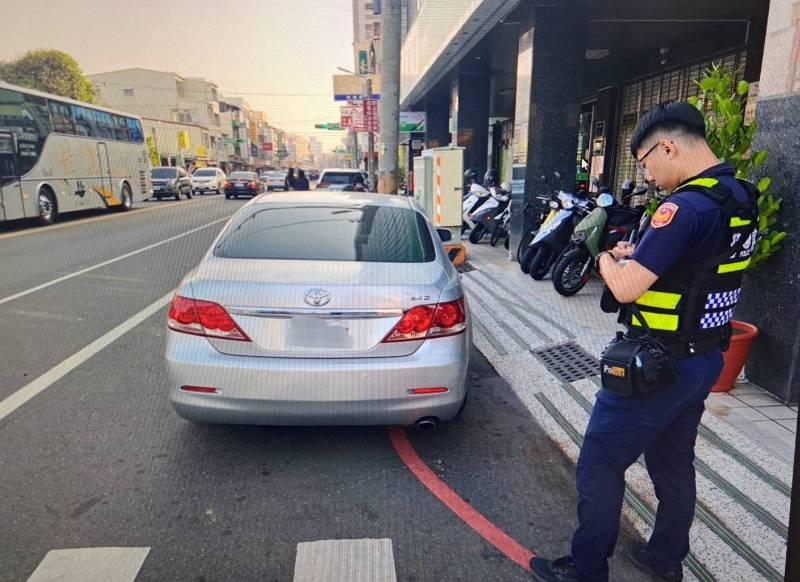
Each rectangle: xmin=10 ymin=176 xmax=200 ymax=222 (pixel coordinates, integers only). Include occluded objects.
xmin=622 ymin=176 xmax=759 ymax=347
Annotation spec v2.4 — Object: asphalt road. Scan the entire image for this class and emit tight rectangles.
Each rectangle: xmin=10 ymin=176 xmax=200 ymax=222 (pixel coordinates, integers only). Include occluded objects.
xmin=0 ymin=196 xmax=643 ymax=581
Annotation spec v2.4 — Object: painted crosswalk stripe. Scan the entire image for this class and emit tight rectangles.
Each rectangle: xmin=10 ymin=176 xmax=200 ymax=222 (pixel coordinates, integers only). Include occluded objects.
xmin=26 ymin=547 xmax=150 ymax=582
xmin=293 ymin=539 xmax=397 ymax=582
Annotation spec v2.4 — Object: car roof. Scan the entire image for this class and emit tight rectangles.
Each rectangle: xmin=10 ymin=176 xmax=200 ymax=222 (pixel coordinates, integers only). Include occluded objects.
xmin=320 ymin=168 xmax=366 ymax=174
xmin=253 ymin=191 xmax=415 ymax=209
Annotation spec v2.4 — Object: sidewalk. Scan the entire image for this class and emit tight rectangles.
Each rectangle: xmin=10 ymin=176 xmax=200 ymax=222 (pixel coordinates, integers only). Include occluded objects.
xmin=461 ymin=241 xmax=793 ymax=582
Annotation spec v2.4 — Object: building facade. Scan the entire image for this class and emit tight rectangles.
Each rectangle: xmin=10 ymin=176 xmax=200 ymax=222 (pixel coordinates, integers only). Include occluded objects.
xmin=89 ymin=68 xmax=219 ymax=167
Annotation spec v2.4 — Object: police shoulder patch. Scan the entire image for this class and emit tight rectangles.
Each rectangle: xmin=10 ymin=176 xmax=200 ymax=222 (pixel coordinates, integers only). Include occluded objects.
xmin=651 ymin=202 xmax=680 ymax=228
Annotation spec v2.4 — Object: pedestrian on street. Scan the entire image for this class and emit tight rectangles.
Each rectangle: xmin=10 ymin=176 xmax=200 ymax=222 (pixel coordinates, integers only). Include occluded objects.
xmin=285 ymin=167 xmax=296 ymax=190
xmin=343 ymin=173 xmax=368 ymax=192
xmin=294 ymin=169 xmax=310 ymax=191
xmin=531 ymin=102 xmax=759 ymax=582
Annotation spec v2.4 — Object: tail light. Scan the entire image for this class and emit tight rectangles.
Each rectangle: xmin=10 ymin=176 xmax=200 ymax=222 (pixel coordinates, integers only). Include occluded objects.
xmin=383 ymin=298 xmax=467 ymax=343
xmin=167 ymin=295 xmax=250 ymax=341
xmin=250 ymin=181 xmax=257 ymax=188
xmin=224 ymin=180 xmax=231 ymax=188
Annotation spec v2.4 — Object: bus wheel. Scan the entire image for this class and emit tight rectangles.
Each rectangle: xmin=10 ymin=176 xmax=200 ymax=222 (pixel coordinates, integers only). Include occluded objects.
xmin=38 ymin=188 xmax=58 ymax=226
xmin=117 ymin=183 xmax=133 ymax=212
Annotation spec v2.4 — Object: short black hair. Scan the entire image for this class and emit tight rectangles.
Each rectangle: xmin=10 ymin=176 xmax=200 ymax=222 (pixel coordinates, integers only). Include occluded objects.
xmin=629 ymin=101 xmax=706 ymax=156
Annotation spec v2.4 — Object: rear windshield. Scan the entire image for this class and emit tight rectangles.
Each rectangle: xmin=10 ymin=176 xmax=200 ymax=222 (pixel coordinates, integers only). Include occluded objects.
xmin=194 ymin=169 xmax=216 ymax=176
xmin=320 ymin=172 xmax=363 ymax=185
xmin=214 ymin=205 xmax=435 ymax=263
xmin=151 ymin=168 xmax=177 ymax=178
xmin=230 ymin=172 xmax=255 ymax=180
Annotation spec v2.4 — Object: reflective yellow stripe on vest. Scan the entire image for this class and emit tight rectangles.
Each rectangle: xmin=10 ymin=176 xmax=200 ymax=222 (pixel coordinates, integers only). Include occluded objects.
xmin=635 ymin=290 xmax=682 ymax=310
xmin=682 ymin=177 xmax=719 ymax=189
xmin=718 ymin=258 xmax=751 ymax=274
xmin=631 ymin=311 xmax=680 ymax=332
xmin=730 ymin=217 xmax=752 ymax=227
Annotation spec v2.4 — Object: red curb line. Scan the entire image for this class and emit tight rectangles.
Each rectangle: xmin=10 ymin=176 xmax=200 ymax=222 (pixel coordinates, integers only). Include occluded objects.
xmin=387 ymin=426 xmax=535 ymax=572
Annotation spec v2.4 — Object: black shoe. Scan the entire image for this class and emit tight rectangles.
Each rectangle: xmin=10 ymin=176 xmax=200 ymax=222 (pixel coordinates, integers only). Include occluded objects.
xmin=530 ymin=555 xmax=579 ymax=581
xmin=626 ymin=543 xmax=683 ymax=581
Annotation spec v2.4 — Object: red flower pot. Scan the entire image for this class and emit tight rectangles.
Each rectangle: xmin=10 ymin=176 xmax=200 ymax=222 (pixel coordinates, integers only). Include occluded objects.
xmin=712 ymin=320 xmax=760 ymax=393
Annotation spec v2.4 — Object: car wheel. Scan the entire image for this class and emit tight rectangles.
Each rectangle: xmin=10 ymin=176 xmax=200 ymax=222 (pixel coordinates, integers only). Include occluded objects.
xmin=185 ymin=186 xmax=193 ymax=199
xmin=37 ymin=188 xmax=58 ymax=225
xmin=117 ymin=183 xmax=133 ymax=212
xmin=174 ymin=190 xmax=180 ymax=201
xmin=217 ymin=186 xmax=223 ymax=195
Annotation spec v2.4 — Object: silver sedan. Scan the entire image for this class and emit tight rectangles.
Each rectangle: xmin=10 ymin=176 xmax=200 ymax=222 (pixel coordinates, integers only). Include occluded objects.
xmin=165 ymin=191 xmax=471 ymax=429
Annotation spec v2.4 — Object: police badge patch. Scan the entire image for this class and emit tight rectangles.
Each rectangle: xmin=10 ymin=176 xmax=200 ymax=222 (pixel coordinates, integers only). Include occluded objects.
xmin=651 ymin=202 xmax=679 ymax=228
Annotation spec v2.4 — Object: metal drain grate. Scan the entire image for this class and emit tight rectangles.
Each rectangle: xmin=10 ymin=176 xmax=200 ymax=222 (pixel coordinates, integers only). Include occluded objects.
xmin=531 ymin=341 xmax=599 ymax=383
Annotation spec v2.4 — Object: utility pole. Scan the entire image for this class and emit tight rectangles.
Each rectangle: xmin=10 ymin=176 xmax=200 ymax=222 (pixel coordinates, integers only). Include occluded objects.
xmin=365 ymin=76 xmax=375 ymax=191
xmin=378 ymin=0 xmax=401 ymax=194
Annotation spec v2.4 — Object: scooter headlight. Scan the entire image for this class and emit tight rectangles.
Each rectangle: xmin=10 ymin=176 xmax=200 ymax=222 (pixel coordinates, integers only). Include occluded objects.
xmin=549 ymin=200 xmax=560 ymax=210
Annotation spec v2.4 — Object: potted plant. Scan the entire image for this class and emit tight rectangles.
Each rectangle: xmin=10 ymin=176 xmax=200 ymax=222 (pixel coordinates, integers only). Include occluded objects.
xmin=687 ymin=65 xmax=787 ymax=391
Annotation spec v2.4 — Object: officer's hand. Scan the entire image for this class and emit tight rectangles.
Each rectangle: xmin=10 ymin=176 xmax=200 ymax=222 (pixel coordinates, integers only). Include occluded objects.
xmin=612 ymin=241 xmax=635 ymax=260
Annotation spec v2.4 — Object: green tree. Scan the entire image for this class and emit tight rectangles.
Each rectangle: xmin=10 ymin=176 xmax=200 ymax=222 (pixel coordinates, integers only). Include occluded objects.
xmin=687 ymin=64 xmax=785 ymax=269
xmin=0 ymin=49 xmax=97 ymax=103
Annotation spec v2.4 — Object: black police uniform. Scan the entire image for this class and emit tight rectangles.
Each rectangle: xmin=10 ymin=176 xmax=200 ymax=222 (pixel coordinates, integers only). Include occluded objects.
xmin=569 ymin=163 xmax=759 ymax=581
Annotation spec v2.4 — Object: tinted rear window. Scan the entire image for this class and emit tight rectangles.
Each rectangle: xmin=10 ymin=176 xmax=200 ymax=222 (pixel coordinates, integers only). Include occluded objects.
xmin=320 ymin=172 xmax=362 ymax=185
xmin=230 ymin=172 xmax=255 ymax=180
xmin=194 ymin=169 xmax=216 ymax=176
xmin=152 ymin=168 xmax=177 ymax=178
xmin=214 ymin=205 xmax=435 ymax=263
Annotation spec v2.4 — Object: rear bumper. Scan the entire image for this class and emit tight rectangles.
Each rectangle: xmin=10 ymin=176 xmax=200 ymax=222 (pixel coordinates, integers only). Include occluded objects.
xmin=225 ymin=188 xmax=258 ymax=195
xmin=165 ymin=330 xmax=470 ymax=426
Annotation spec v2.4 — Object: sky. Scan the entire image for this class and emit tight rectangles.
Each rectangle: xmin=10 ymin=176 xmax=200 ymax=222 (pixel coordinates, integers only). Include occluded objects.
xmin=0 ymin=0 xmax=354 ymax=150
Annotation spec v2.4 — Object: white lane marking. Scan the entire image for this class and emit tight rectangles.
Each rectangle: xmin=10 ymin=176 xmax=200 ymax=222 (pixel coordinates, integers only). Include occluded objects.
xmin=0 ymin=216 xmax=230 ymax=306
xmin=0 ymin=291 xmax=174 ymax=422
xmin=293 ymin=539 xmax=397 ymax=582
xmin=0 ymin=196 xmax=217 ymax=241
xmin=26 ymin=547 xmax=150 ymax=582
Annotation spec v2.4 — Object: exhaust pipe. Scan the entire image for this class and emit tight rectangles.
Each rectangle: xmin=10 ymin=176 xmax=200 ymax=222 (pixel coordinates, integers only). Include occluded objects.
xmin=415 ymin=417 xmax=439 ymax=432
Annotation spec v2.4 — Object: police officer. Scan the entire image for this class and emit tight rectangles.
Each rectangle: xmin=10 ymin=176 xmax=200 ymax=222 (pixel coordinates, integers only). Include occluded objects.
xmin=531 ymin=102 xmax=759 ymax=582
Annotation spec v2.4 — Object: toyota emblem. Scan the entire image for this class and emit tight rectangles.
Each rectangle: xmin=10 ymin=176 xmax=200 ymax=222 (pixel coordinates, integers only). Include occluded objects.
xmin=304 ymin=288 xmax=331 ymax=307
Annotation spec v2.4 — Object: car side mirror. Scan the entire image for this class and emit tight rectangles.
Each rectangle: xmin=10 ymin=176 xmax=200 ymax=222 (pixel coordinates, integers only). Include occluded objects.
xmin=437 ymin=228 xmax=452 ymax=242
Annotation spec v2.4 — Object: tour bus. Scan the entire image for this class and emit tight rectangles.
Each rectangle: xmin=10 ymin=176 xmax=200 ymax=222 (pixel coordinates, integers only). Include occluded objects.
xmin=0 ymin=81 xmax=150 ymax=225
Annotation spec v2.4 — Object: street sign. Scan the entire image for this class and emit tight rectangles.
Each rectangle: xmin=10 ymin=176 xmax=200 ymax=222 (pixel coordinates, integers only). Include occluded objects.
xmin=363 ymin=99 xmax=379 ymax=133
xmin=340 ymin=105 xmax=355 ymax=128
xmin=177 ymin=131 xmax=191 ymax=149
xmin=400 ymin=112 xmax=426 ymax=132
xmin=333 ymin=74 xmax=381 ymax=101
xmin=314 ymin=123 xmax=343 ymax=130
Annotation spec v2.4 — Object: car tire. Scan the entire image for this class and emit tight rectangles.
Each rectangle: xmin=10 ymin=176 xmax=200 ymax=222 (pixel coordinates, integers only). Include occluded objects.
xmin=174 ymin=190 xmax=181 ymax=201
xmin=116 ymin=183 xmax=133 ymax=212
xmin=225 ymin=193 xmax=232 ymax=199
xmin=37 ymin=187 xmax=58 ymax=226
xmin=185 ymin=187 xmax=193 ymax=199
xmin=217 ymin=186 xmax=223 ymax=195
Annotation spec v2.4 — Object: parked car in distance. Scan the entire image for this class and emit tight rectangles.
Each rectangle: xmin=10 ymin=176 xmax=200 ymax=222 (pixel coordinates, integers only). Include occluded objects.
xmin=224 ymin=171 xmax=264 ymax=199
xmin=151 ymin=167 xmax=193 ymax=200
xmin=307 ymin=169 xmax=320 ymax=181
xmin=192 ymin=167 xmax=226 ymax=195
xmin=165 ymin=191 xmax=470 ymax=428
xmin=317 ymin=169 xmax=369 ymax=191
xmin=263 ymin=170 xmax=288 ymax=191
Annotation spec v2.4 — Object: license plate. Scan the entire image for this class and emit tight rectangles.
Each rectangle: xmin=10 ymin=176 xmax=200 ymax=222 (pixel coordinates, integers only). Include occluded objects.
xmin=236 ymin=183 xmax=244 ymax=188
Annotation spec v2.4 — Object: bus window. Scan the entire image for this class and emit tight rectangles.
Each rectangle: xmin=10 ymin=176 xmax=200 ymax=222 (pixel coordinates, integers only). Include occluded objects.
xmin=127 ymin=118 xmax=144 ymax=142
xmin=0 ymin=88 xmax=51 ymax=175
xmin=112 ymin=115 xmax=130 ymax=141
xmin=49 ymin=101 xmax=76 ymax=134
xmin=72 ymin=105 xmax=98 ymax=137
xmin=95 ymin=110 xmax=115 ymax=140
xmin=22 ymin=95 xmax=52 ymax=140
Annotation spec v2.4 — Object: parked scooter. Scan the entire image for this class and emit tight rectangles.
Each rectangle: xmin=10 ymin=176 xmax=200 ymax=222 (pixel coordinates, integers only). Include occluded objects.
xmin=520 ymin=190 xmax=593 ymax=280
xmin=490 ymin=186 xmax=513 ymax=248
xmin=550 ymin=187 xmax=646 ymax=296
xmin=467 ymin=170 xmax=502 ymax=243
xmin=469 ymin=180 xmax=512 ymax=246
xmin=462 ymin=169 xmax=491 ymax=235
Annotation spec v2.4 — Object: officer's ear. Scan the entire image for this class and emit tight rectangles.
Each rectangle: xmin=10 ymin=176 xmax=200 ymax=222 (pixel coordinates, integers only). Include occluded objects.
xmin=661 ymin=139 xmax=676 ymax=159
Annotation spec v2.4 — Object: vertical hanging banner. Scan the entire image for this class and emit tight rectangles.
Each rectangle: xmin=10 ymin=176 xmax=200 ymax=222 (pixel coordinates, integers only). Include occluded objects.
xmin=364 ymin=99 xmax=379 ymax=133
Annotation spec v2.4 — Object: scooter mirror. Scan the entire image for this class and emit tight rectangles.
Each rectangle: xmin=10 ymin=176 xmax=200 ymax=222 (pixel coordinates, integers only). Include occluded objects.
xmin=553 ymin=171 xmax=562 ymax=180
xmin=597 ymin=193 xmax=615 ymax=208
